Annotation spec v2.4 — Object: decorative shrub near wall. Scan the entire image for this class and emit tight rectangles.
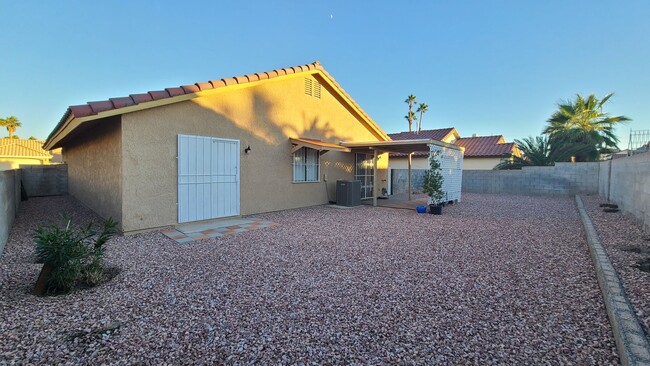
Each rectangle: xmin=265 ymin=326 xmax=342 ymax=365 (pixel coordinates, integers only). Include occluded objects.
xmin=33 ymin=216 xmax=118 ymax=296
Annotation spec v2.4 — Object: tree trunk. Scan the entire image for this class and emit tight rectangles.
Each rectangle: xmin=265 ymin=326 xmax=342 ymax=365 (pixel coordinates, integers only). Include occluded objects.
xmin=34 ymin=263 xmax=53 ymax=296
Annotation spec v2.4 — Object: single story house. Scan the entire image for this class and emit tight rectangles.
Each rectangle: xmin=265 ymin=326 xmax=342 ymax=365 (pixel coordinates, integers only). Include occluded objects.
xmin=0 ymin=139 xmax=54 ymax=170
xmin=389 ymin=129 xmax=520 ymax=170
xmin=45 ymin=61 xmax=451 ymax=233
xmin=453 ymin=135 xmax=520 ymax=169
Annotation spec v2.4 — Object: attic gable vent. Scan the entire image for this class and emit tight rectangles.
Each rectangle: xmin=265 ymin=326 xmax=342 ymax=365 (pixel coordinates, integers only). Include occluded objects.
xmin=314 ymin=82 xmax=321 ymax=99
xmin=304 ymin=78 xmax=321 ymax=99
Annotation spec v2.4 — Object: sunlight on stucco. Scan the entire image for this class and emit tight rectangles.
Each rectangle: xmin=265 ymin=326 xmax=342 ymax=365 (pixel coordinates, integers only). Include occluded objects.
xmin=192 ymin=94 xmax=278 ymax=145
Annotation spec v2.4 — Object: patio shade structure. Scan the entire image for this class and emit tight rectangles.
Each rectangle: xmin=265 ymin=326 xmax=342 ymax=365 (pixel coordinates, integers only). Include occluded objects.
xmin=340 ymin=139 xmax=459 ymax=206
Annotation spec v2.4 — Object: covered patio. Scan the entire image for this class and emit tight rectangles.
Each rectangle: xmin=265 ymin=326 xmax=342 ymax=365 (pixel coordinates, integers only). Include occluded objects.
xmin=340 ymin=139 xmax=461 ymax=207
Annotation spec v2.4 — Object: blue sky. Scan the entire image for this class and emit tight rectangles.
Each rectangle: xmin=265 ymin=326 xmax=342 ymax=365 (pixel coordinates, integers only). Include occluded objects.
xmin=1 ymin=1 xmax=648 ymax=147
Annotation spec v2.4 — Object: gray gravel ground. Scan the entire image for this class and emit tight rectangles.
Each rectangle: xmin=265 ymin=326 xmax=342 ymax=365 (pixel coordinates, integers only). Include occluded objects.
xmin=1 ymin=194 xmax=619 ymax=365
xmin=581 ymin=194 xmax=650 ymax=339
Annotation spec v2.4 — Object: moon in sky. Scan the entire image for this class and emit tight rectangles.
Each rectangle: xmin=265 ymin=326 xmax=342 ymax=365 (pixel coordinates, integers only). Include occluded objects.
xmin=330 ymin=14 xmax=333 ymax=19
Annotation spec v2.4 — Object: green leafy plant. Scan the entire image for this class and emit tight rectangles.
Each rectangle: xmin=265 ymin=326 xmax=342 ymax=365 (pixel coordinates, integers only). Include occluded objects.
xmin=34 ymin=216 xmax=118 ymax=295
xmin=495 ymin=135 xmax=595 ymax=170
xmin=543 ymin=93 xmax=630 ymax=161
xmin=422 ymin=149 xmax=445 ymax=205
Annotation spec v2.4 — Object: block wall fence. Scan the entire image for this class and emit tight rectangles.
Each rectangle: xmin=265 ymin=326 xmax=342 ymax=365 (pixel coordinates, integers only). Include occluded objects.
xmin=0 ymin=165 xmax=68 ymax=256
xmin=0 ymin=170 xmax=21 ymax=256
xmin=461 ymin=152 xmax=650 ymax=232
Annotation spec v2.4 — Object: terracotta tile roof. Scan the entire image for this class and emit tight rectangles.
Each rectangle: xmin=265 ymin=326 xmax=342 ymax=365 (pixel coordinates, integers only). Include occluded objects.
xmin=46 ymin=61 xmax=389 ymax=149
xmin=57 ymin=62 xmax=328 ymax=119
xmin=388 ymin=128 xmax=459 ymax=157
xmin=388 ymin=128 xmax=458 ymax=143
xmin=0 ymin=139 xmax=52 ymax=158
xmin=454 ymin=135 xmax=518 ymax=157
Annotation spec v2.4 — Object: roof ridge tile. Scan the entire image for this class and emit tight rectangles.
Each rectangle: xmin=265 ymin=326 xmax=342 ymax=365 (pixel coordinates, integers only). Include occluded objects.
xmin=166 ymin=87 xmax=185 ymax=97
xmin=180 ymin=85 xmax=200 ymax=93
xmin=195 ymin=82 xmax=213 ymax=91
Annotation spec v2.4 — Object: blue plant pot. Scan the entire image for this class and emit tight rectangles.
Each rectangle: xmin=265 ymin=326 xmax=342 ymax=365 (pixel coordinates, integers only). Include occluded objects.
xmin=416 ymin=206 xmax=427 ymax=214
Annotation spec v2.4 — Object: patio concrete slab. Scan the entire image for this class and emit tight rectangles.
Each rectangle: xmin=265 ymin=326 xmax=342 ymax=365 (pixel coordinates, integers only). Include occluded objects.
xmin=175 ymin=218 xmax=258 ymax=234
xmin=162 ymin=217 xmax=277 ymax=243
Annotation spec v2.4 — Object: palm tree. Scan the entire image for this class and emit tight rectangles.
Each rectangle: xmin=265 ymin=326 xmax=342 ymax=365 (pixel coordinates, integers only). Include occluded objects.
xmin=416 ymin=103 xmax=428 ymax=133
xmin=543 ymin=93 xmax=630 ymax=161
xmin=495 ymin=136 xmax=593 ymax=170
xmin=2 ymin=116 xmax=22 ymax=138
xmin=404 ymin=111 xmax=417 ymax=131
xmin=404 ymin=94 xmax=417 ymax=132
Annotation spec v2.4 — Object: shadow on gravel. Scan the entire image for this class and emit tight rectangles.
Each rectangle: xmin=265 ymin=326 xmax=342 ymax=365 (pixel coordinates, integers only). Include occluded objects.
xmin=636 ymin=259 xmax=650 ymax=273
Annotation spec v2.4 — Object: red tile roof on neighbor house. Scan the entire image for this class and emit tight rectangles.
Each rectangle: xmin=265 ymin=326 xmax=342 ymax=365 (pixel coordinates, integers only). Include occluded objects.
xmin=46 ymin=61 xmax=390 ymax=149
xmin=0 ymin=139 xmax=52 ymax=158
xmin=388 ymin=128 xmax=460 ymax=157
xmin=389 ymin=130 xmax=519 ymax=158
xmin=388 ymin=128 xmax=459 ymax=143
xmin=454 ymin=135 xmax=518 ymax=157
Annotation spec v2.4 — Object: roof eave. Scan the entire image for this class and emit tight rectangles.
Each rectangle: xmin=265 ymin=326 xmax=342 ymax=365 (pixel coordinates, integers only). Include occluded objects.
xmin=45 ymin=62 xmax=390 ymax=149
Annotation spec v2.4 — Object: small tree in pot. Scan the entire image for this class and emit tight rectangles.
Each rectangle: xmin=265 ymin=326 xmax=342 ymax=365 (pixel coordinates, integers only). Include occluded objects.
xmin=422 ymin=149 xmax=445 ymax=214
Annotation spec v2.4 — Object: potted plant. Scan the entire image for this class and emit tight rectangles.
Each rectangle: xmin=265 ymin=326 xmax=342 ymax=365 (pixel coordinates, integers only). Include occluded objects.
xmin=422 ymin=149 xmax=445 ymax=215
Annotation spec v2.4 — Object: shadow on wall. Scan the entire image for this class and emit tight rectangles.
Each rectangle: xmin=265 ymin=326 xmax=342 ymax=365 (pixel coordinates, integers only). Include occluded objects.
xmin=193 ymin=89 xmax=357 ymax=146
xmin=186 ymin=89 xmax=364 ymax=203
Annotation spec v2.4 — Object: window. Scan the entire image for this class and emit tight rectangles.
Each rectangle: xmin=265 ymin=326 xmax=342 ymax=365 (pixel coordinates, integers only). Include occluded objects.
xmin=293 ymin=147 xmax=320 ymax=182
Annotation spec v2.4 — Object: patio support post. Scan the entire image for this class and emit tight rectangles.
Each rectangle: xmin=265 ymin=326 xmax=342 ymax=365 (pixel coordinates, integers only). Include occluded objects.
xmin=407 ymin=152 xmax=412 ymax=201
xmin=372 ymin=148 xmax=378 ymax=207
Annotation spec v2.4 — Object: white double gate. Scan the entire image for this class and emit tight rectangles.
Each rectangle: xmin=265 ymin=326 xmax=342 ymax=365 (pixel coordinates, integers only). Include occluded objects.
xmin=177 ymin=134 xmax=240 ymax=223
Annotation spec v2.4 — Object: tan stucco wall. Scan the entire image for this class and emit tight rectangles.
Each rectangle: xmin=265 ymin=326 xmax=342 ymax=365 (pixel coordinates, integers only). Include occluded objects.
xmin=462 ymin=157 xmax=502 ymax=170
xmin=0 ymin=157 xmax=49 ymax=171
xmin=120 ymin=73 xmax=387 ymax=232
xmin=64 ymin=118 xmax=122 ymax=227
xmin=389 ymin=156 xmax=430 ymax=170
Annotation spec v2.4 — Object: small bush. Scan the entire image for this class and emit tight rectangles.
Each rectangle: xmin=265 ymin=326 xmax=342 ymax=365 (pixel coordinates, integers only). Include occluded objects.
xmin=34 ymin=216 xmax=118 ymax=295
xmin=422 ymin=150 xmax=445 ymax=205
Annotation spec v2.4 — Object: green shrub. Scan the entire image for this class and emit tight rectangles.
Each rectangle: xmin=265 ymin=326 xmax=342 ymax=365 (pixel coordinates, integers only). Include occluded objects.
xmin=34 ymin=216 xmax=118 ymax=295
xmin=422 ymin=150 xmax=445 ymax=205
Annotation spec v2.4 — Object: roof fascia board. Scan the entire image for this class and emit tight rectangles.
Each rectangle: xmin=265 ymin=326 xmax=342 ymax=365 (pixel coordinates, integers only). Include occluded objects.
xmin=341 ymin=139 xmax=463 ymax=151
xmin=312 ymin=72 xmax=390 ymax=142
xmin=0 ymin=155 xmax=51 ymax=159
xmin=289 ymin=138 xmax=351 ymax=154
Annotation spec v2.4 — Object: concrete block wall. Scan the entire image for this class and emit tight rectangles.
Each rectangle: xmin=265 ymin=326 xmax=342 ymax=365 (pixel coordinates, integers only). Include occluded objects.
xmin=391 ymin=169 xmax=426 ymax=195
xmin=0 ymin=170 xmax=21 ymax=256
xmin=462 ymin=162 xmax=600 ymax=195
xmin=21 ymin=164 xmax=68 ymax=197
xmin=601 ymin=152 xmax=650 ymax=232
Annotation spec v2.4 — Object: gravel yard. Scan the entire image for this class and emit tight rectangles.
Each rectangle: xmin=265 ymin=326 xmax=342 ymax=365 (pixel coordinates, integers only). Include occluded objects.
xmin=581 ymin=194 xmax=650 ymax=339
xmin=1 ymin=194 xmax=619 ymax=364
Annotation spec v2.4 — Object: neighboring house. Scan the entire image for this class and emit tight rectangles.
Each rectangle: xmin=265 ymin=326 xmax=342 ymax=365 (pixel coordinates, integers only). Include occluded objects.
xmin=45 ymin=61 xmax=448 ymax=233
xmin=0 ymin=139 xmax=53 ymax=170
xmin=453 ymin=135 xmax=520 ymax=170
xmin=386 ymin=128 xmax=465 ymax=197
xmin=388 ymin=128 xmax=460 ymax=169
xmin=388 ymin=129 xmax=519 ymax=195
xmin=389 ymin=129 xmax=520 ymax=170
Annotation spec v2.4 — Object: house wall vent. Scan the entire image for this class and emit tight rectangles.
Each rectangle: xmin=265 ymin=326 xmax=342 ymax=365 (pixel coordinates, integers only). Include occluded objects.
xmin=314 ymin=82 xmax=321 ymax=99
xmin=304 ymin=78 xmax=321 ymax=99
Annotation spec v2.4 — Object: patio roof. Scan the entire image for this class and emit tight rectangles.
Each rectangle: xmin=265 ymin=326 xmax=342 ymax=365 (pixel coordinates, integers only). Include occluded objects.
xmin=289 ymin=137 xmax=351 ymax=154
xmin=340 ymin=139 xmax=463 ymax=154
